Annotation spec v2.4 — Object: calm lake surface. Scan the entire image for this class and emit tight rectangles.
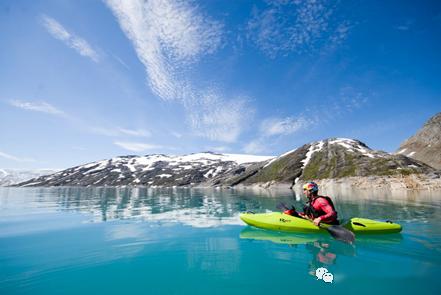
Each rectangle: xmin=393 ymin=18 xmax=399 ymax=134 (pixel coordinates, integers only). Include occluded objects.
xmin=1 ymin=187 xmax=440 ymax=294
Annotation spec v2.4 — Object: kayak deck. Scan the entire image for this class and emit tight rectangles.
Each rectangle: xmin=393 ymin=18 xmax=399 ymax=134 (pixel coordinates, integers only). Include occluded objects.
xmin=240 ymin=212 xmax=402 ymax=234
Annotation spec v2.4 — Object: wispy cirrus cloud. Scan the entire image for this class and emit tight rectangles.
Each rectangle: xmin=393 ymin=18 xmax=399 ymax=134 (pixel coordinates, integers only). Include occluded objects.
xmin=243 ymin=115 xmax=312 ymax=154
xmin=187 ymin=90 xmax=254 ymax=142
xmin=9 ymin=100 xmax=66 ymax=116
xmin=243 ymin=140 xmax=267 ymax=154
xmin=111 ymin=54 xmax=130 ymax=69
xmin=92 ymin=127 xmax=151 ymax=137
xmin=395 ymin=19 xmax=414 ymax=31
xmin=8 ymin=100 xmax=154 ymax=141
xmin=326 ymin=22 xmax=352 ymax=50
xmin=105 ymin=0 xmax=252 ymax=143
xmin=41 ymin=15 xmax=100 ymax=62
xmin=105 ymin=0 xmax=222 ymax=100
xmin=114 ymin=141 xmax=163 ymax=152
xmin=317 ymin=86 xmax=370 ymax=122
xmin=0 ymin=150 xmax=35 ymax=162
xmin=244 ymin=86 xmax=370 ymax=154
xmin=260 ymin=116 xmax=312 ymax=137
xmin=247 ymin=0 xmax=351 ymax=58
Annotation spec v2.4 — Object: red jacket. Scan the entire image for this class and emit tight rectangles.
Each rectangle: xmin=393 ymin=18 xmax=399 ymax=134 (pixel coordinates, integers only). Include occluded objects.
xmin=301 ymin=196 xmax=338 ymax=224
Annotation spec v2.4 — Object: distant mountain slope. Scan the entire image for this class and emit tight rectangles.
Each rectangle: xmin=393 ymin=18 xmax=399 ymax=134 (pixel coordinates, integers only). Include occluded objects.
xmin=397 ymin=112 xmax=441 ymax=169
xmin=16 ymin=153 xmax=273 ymax=187
xmin=0 ymin=169 xmax=58 ymax=186
xmin=224 ymin=138 xmax=435 ymax=188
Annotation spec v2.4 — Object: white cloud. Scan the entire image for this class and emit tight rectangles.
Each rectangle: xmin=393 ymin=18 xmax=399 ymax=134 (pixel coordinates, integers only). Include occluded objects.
xmin=111 ymin=54 xmax=130 ymax=69
xmin=244 ymin=87 xmax=370 ymax=154
xmin=302 ymin=87 xmax=370 ymax=124
xmin=9 ymin=100 xmax=65 ymax=116
xmin=41 ymin=15 xmax=100 ymax=62
xmin=187 ymin=90 xmax=252 ymax=143
xmin=117 ymin=128 xmax=151 ymax=137
xmin=247 ymin=0 xmax=351 ymax=57
xmin=243 ymin=139 xmax=266 ymax=154
xmin=331 ymin=86 xmax=369 ymax=115
xmin=92 ymin=127 xmax=151 ymax=137
xmin=243 ymin=115 xmax=311 ymax=154
xmin=187 ymin=91 xmax=253 ymax=143
xmin=0 ymin=151 xmax=35 ymax=162
xmin=8 ymin=99 xmax=155 ymax=142
xmin=207 ymin=146 xmax=229 ymax=153
xmin=105 ymin=0 xmax=251 ymax=143
xmin=261 ymin=116 xmax=311 ymax=136
xmin=327 ymin=22 xmax=351 ymax=50
xmin=114 ymin=141 xmax=162 ymax=152
xmin=105 ymin=0 xmax=222 ymax=100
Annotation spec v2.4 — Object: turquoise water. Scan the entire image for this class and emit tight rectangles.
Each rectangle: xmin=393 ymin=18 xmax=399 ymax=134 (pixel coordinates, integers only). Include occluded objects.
xmin=1 ymin=187 xmax=440 ymax=294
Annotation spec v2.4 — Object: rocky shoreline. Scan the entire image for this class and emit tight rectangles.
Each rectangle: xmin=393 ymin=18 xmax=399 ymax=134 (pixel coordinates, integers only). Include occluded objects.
xmin=229 ymin=174 xmax=441 ymax=194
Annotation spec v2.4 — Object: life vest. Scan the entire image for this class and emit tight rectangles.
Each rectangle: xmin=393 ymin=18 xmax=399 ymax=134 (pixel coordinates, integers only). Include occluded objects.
xmin=303 ymin=195 xmax=339 ymax=224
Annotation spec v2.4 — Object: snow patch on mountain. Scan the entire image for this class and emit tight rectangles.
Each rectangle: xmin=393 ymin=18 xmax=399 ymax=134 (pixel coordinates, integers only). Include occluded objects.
xmin=301 ymin=140 xmax=325 ymax=169
xmin=328 ymin=138 xmax=378 ymax=158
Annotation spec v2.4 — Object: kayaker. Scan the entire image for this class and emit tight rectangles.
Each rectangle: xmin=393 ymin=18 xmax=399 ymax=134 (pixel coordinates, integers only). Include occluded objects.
xmin=299 ymin=182 xmax=339 ymax=226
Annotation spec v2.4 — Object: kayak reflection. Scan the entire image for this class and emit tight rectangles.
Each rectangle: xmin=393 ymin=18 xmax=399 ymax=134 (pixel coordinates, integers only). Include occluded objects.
xmin=240 ymin=227 xmax=403 ymax=277
xmin=305 ymin=238 xmax=355 ymax=276
xmin=240 ymin=226 xmax=355 ymax=275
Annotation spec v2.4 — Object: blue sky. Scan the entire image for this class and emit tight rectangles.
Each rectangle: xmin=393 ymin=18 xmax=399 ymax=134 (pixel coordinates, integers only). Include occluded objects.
xmin=1 ymin=0 xmax=440 ymax=169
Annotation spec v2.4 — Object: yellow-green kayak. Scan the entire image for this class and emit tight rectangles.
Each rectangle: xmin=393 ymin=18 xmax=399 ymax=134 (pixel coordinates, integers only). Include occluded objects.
xmin=240 ymin=212 xmax=402 ymax=234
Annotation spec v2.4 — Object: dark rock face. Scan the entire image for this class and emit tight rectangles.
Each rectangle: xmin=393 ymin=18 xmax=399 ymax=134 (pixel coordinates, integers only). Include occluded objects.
xmin=397 ymin=112 xmax=441 ymax=169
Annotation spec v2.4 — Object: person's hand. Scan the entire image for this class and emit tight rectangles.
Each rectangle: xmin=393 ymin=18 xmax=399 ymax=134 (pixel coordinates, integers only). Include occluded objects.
xmin=313 ymin=217 xmax=321 ymax=226
xmin=299 ymin=213 xmax=309 ymax=220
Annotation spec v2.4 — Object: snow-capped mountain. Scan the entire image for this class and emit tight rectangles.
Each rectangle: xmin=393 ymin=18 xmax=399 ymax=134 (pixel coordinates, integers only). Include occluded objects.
xmin=397 ymin=112 xmax=441 ymax=169
xmin=223 ymin=138 xmax=437 ymax=187
xmin=17 ymin=152 xmax=274 ymax=187
xmin=0 ymin=169 xmax=59 ymax=186
xmin=16 ymin=139 xmax=438 ymax=188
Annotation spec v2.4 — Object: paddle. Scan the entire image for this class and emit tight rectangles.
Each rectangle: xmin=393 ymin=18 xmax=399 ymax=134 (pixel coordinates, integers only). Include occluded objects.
xmin=277 ymin=202 xmax=298 ymax=212
xmin=277 ymin=202 xmax=355 ymax=244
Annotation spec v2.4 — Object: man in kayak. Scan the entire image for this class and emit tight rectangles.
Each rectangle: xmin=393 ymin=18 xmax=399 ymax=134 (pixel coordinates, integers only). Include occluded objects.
xmin=300 ymin=182 xmax=339 ymax=226
xmin=284 ymin=182 xmax=339 ymax=226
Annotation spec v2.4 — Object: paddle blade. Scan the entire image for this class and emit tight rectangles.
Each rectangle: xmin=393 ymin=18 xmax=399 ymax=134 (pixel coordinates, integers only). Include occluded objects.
xmin=326 ymin=225 xmax=355 ymax=244
xmin=276 ymin=202 xmax=289 ymax=210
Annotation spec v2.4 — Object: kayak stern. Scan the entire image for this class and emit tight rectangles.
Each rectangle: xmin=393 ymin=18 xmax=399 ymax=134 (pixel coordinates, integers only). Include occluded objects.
xmin=343 ymin=218 xmax=402 ymax=234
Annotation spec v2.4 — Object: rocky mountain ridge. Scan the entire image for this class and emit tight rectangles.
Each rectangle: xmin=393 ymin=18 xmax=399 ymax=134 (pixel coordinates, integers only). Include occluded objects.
xmin=16 ymin=152 xmax=273 ymax=187
xmin=16 ymin=138 xmax=438 ymax=189
xmin=0 ymin=169 xmax=58 ymax=186
xmin=215 ymin=138 xmax=437 ymax=188
xmin=397 ymin=112 xmax=441 ymax=169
